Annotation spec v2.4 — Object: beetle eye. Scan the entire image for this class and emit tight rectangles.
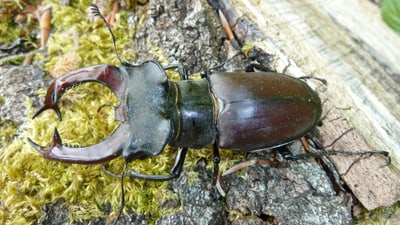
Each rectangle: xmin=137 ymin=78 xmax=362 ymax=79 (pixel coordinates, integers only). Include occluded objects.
xmin=141 ymin=143 xmax=152 ymax=151
xmin=128 ymin=141 xmax=138 ymax=150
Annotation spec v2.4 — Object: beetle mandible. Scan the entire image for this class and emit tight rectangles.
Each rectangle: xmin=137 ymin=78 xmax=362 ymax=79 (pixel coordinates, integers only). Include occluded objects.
xmin=28 ymin=4 xmax=322 ymax=181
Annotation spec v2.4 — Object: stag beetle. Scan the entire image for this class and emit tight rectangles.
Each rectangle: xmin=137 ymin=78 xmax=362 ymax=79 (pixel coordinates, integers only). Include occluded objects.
xmin=28 ymin=4 xmax=322 ymax=181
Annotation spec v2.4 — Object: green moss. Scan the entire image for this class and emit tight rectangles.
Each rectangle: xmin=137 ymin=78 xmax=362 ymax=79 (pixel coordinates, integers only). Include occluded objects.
xmin=0 ymin=82 xmax=183 ymax=224
xmin=0 ymin=15 xmax=20 ymax=45
xmin=0 ymin=0 xmax=41 ymax=65
xmin=31 ymin=0 xmax=136 ymax=74
xmin=0 ymin=120 xmax=18 ymax=147
xmin=0 ymin=1 xmax=249 ymax=224
xmin=353 ymin=204 xmax=399 ymax=225
xmin=0 ymin=0 xmax=34 ymax=43
xmin=1 ymin=1 xmax=175 ymax=224
xmin=241 ymin=41 xmax=255 ymax=57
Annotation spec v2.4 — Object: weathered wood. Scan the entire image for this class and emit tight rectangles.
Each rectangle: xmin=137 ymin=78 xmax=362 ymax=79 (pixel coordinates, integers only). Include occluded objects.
xmin=218 ymin=0 xmax=400 ymax=210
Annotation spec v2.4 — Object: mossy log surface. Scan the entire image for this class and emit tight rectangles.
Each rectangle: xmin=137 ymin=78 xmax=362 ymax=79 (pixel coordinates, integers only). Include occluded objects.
xmin=1 ymin=0 xmax=400 ymax=224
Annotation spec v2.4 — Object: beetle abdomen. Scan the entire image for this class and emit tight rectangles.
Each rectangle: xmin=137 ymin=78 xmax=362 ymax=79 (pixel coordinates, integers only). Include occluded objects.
xmin=209 ymin=72 xmax=322 ymax=151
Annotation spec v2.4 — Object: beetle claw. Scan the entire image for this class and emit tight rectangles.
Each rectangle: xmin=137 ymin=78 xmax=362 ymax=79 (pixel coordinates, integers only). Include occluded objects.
xmin=32 ymin=65 xmax=126 ymax=121
xmin=32 ymin=103 xmax=62 ymax=120
xmin=27 ymin=127 xmax=63 ymax=158
xmin=31 ymin=79 xmax=63 ymax=120
xmin=29 ymin=65 xmax=129 ymax=163
xmin=27 ymin=124 xmax=129 ymax=164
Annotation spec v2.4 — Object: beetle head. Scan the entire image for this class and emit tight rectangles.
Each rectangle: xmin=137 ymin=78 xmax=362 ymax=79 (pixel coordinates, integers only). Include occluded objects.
xmin=29 ymin=61 xmax=174 ymax=164
xmin=118 ymin=61 xmax=172 ymax=162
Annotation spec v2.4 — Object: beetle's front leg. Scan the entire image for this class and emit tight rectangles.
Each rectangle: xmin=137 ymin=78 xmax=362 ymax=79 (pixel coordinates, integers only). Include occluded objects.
xmin=163 ymin=64 xmax=188 ymax=80
xmin=104 ymin=147 xmax=189 ymax=181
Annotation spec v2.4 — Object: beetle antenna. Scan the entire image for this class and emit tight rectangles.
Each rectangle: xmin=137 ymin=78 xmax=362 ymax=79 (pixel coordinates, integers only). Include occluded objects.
xmin=89 ymin=4 xmax=123 ymax=64
xmin=111 ymin=162 xmax=127 ymax=225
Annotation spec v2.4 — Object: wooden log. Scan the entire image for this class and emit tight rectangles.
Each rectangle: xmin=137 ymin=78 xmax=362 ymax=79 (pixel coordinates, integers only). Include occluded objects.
xmin=217 ymin=0 xmax=400 ymax=210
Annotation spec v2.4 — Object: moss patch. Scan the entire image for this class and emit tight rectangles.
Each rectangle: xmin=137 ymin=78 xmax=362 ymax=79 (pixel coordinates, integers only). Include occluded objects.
xmin=0 ymin=82 xmax=239 ymax=224
xmin=0 ymin=1 xmax=247 ymax=224
xmin=0 ymin=80 xmax=182 ymax=224
xmin=0 ymin=0 xmax=176 ymax=224
xmin=0 ymin=120 xmax=18 ymax=147
xmin=354 ymin=203 xmax=400 ymax=225
xmin=43 ymin=0 xmax=136 ymax=74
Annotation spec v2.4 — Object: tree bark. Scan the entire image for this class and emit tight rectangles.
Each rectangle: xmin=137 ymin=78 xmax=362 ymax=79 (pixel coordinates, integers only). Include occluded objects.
xmin=217 ymin=0 xmax=400 ymax=210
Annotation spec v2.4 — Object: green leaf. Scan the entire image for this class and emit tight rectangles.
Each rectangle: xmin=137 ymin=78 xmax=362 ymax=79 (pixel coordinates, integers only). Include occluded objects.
xmin=381 ymin=0 xmax=400 ymax=34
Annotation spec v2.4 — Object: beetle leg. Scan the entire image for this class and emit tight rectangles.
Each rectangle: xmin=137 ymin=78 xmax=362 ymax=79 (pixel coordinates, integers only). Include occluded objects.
xmin=212 ymin=143 xmax=220 ymax=185
xmin=163 ymin=64 xmax=188 ymax=80
xmin=213 ymin=143 xmax=230 ymax=196
xmin=127 ymin=147 xmax=188 ymax=181
xmin=103 ymin=147 xmax=189 ymax=181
